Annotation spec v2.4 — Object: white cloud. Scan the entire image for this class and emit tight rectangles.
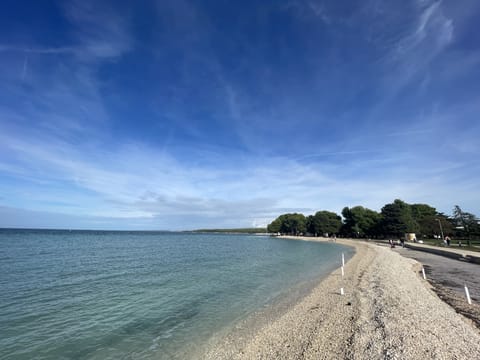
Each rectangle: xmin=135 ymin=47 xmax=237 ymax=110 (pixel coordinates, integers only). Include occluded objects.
xmin=1 ymin=0 xmax=479 ymax=229
xmin=63 ymin=0 xmax=132 ymax=60
xmin=0 ymin=45 xmax=77 ymax=54
xmin=284 ymin=0 xmax=331 ymax=24
xmin=379 ymin=0 xmax=454 ymax=93
xmin=1 ymin=116 xmax=479 ymax=230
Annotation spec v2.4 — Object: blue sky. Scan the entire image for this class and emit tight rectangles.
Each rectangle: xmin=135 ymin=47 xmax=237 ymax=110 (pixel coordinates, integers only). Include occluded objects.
xmin=0 ymin=0 xmax=479 ymax=230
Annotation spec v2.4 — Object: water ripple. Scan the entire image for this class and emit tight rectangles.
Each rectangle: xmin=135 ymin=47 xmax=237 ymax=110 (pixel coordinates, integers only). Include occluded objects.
xmin=0 ymin=230 xmax=353 ymax=359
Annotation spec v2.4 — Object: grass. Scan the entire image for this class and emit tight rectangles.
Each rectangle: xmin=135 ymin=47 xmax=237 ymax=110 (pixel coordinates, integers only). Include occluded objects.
xmin=371 ymin=237 xmax=480 ymax=253
xmin=418 ymin=238 xmax=480 ymax=252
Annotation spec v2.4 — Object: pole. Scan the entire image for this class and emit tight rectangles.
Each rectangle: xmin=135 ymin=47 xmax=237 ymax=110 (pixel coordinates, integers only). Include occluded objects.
xmin=465 ymin=285 xmax=472 ymax=305
xmin=436 ymin=219 xmax=444 ymax=242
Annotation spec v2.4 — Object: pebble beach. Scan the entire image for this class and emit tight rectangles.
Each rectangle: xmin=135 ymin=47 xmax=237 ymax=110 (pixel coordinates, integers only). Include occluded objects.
xmin=206 ymin=237 xmax=480 ymax=359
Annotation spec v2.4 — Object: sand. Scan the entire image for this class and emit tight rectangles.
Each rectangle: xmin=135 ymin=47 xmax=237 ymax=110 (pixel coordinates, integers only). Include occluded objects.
xmin=205 ymin=237 xmax=480 ymax=359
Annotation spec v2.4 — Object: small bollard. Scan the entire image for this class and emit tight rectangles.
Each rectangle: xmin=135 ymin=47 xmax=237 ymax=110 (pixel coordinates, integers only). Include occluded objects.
xmin=342 ymin=253 xmax=345 ymax=267
xmin=421 ymin=267 xmax=426 ymax=280
xmin=464 ymin=285 xmax=472 ymax=305
xmin=340 ymin=287 xmax=344 ymax=296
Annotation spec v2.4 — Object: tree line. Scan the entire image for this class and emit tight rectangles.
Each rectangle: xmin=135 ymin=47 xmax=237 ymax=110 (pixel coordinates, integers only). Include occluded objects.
xmin=267 ymin=199 xmax=480 ymax=240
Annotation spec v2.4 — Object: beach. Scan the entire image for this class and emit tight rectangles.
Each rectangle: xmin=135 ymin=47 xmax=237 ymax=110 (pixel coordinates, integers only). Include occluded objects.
xmin=206 ymin=237 xmax=480 ymax=359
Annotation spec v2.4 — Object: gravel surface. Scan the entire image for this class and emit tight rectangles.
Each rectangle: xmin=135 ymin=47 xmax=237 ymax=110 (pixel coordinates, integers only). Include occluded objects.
xmin=394 ymin=246 xmax=480 ymax=329
xmin=205 ymin=238 xmax=480 ymax=359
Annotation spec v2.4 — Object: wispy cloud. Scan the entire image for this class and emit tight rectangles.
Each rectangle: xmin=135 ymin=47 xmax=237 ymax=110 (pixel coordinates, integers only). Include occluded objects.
xmin=0 ymin=0 xmax=479 ymax=229
xmin=285 ymin=0 xmax=331 ymax=24
xmin=391 ymin=0 xmax=453 ymax=67
xmin=0 ymin=1 xmax=132 ymax=146
xmin=355 ymin=0 xmax=454 ymax=103
xmin=0 ymin=45 xmax=77 ymax=54
xmin=62 ymin=0 xmax=132 ymax=60
xmin=1 ymin=116 xmax=478 ymax=230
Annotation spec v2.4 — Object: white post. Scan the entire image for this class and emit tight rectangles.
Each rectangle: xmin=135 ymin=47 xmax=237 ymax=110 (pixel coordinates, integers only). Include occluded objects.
xmin=421 ymin=267 xmax=426 ymax=280
xmin=340 ymin=287 xmax=344 ymax=295
xmin=465 ymin=285 xmax=472 ymax=305
xmin=341 ymin=266 xmax=344 ymax=278
xmin=342 ymin=253 xmax=345 ymax=267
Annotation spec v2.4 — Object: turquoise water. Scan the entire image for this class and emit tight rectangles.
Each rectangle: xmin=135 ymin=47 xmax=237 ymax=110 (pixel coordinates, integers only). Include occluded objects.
xmin=0 ymin=230 xmax=353 ymax=359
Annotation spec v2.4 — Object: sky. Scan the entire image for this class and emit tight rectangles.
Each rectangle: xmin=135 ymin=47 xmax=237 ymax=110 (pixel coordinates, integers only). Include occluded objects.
xmin=0 ymin=0 xmax=479 ymax=230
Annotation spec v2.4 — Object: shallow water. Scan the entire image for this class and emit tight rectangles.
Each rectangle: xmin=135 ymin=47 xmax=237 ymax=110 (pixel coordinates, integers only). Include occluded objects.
xmin=0 ymin=230 xmax=353 ymax=359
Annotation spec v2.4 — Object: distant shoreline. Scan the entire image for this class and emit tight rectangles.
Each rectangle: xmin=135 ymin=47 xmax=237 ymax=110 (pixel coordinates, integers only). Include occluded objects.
xmin=0 ymin=227 xmax=268 ymax=234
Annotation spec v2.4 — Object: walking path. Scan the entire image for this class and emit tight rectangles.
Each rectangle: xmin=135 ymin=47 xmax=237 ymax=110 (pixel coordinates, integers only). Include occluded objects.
xmin=404 ymin=242 xmax=480 ymax=264
xmin=395 ymin=246 xmax=480 ymax=329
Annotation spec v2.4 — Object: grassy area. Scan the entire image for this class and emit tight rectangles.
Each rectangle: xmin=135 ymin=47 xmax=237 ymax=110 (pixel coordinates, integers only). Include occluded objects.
xmin=418 ymin=238 xmax=480 ymax=252
xmin=371 ymin=238 xmax=480 ymax=252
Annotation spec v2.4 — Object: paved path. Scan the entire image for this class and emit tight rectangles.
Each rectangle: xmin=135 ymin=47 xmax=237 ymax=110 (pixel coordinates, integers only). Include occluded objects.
xmin=394 ymin=247 xmax=480 ymax=299
xmin=394 ymin=246 xmax=480 ymax=328
xmin=405 ymin=242 xmax=480 ymax=263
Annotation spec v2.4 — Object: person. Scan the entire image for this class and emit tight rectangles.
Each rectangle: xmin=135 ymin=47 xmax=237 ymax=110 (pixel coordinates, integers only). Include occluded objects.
xmin=445 ymin=236 xmax=451 ymax=246
xmin=400 ymin=237 xmax=405 ymax=248
xmin=389 ymin=239 xmax=395 ymax=248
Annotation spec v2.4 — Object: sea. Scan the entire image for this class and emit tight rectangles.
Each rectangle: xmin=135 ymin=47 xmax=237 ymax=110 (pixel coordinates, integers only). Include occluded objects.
xmin=0 ymin=229 xmax=354 ymax=359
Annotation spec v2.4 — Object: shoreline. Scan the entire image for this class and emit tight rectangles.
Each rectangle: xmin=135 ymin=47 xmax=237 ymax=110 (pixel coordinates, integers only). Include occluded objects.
xmin=206 ymin=236 xmax=480 ymax=359
xmin=201 ymin=238 xmax=354 ymax=359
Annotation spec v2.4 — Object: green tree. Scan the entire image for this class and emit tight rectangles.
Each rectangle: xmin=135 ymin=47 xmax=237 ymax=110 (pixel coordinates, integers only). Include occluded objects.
xmin=307 ymin=211 xmax=342 ymax=236
xmin=267 ymin=218 xmax=282 ymax=233
xmin=341 ymin=206 xmax=381 ymax=237
xmin=410 ymin=203 xmax=437 ymax=237
xmin=380 ymin=199 xmax=418 ymax=237
xmin=306 ymin=215 xmax=315 ymax=235
xmin=411 ymin=204 xmax=436 ymax=221
xmin=452 ymin=205 xmax=480 ymax=245
xmin=417 ymin=213 xmax=453 ymax=239
xmin=268 ymin=213 xmax=306 ymax=235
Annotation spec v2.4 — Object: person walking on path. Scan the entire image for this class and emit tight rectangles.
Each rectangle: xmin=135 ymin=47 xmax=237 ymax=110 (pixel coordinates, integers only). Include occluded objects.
xmin=445 ymin=236 xmax=451 ymax=246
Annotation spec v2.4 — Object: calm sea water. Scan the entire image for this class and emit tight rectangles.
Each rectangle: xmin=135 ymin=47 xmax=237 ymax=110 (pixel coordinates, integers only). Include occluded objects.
xmin=0 ymin=230 xmax=353 ymax=359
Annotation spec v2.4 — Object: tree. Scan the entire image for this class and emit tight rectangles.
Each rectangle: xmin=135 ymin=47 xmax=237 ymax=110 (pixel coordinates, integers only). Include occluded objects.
xmin=284 ymin=213 xmax=307 ymax=235
xmin=380 ymin=199 xmax=418 ymax=237
xmin=417 ymin=214 xmax=453 ymax=239
xmin=452 ymin=205 xmax=480 ymax=245
xmin=411 ymin=204 xmax=436 ymax=221
xmin=307 ymin=211 xmax=342 ymax=236
xmin=267 ymin=213 xmax=306 ymax=235
xmin=341 ymin=206 xmax=381 ymax=238
xmin=306 ymin=215 xmax=315 ymax=235
xmin=410 ymin=203 xmax=437 ymax=237
xmin=267 ymin=218 xmax=282 ymax=233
